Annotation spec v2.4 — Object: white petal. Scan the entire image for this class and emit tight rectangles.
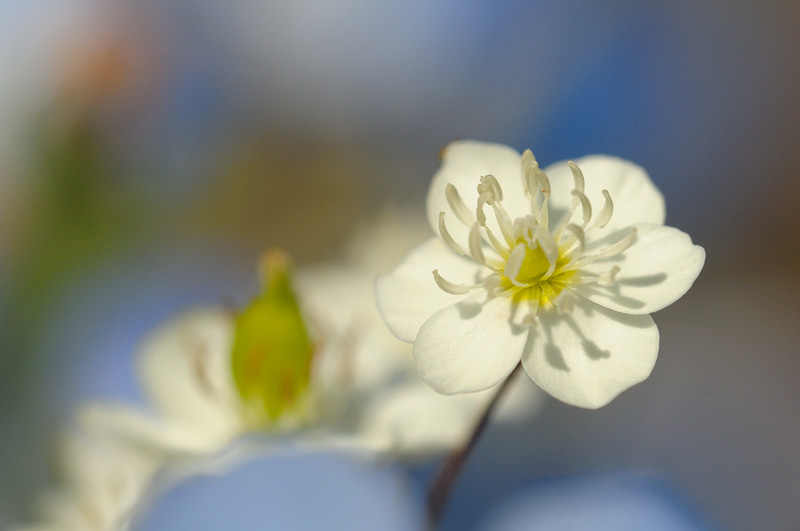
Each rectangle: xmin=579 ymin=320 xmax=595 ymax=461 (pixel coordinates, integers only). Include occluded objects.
xmin=426 ymin=140 xmax=528 ymax=245
xmin=375 ymin=236 xmax=482 ymax=342
xmin=414 ymin=293 xmax=530 ymax=394
xmin=545 ymin=155 xmax=665 ymax=234
xmin=357 ymin=382 xmax=491 ymax=458
xmin=574 ymin=223 xmax=705 ymax=314
xmin=77 ymin=403 xmax=236 ymax=456
xmin=136 ymin=308 xmax=242 ymax=431
xmin=357 ymin=368 xmax=544 ymax=459
xmin=521 ymin=298 xmax=659 ymax=409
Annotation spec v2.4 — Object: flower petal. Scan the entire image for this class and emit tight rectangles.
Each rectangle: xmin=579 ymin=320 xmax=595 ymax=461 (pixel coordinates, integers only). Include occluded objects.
xmin=545 ymin=155 xmax=666 ymax=234
xmin=375 ymin=236 xmax=482 ymax=342
xmin=414 ymin=293 xmax=529 ymax=394
xmin=574 ymin=223 xmax=705 ymax=314
xmin=521 ymin=298 xmax=659 ymax=409
xmin=357 ymin=368 xmax=544 ymax=459
xmin=77 ymin=402 xmax=236 ymax=456
xmin=136 ymin=308 xmax=241 ymax=432
xmin=426 ymin=140 xmax=528 ymax=245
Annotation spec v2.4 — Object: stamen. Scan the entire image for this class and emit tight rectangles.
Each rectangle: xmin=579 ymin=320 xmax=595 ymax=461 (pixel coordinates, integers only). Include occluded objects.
xmin=438 ymin=212 xmax=468 ymax=257
xmin=468 ymin=224 xmax=486 ymax=264
xmin=536 ymin=170 xmax=551 ymax=229
xmin=597 ymin=265 xmax=621 ymax=287
xmin=479 ymin=175 xmax=503 ymax=202
xmin=567 ymin=161 xmax=585 ymax=193
xmin=476 ymin=198 xmax=509 ymax=257
xmin=597 ymin=227 xmax=637 ymax=259
xmin=521 ymin=149 xmax=536 ymax=189
xmin=564 ymin=224 xmax=586 ymax=257
xmin=504 ymin=243 xmax=527 ymax=287
xmin=476 ymin=193 xmax=490 ymax=225
xmin=476 ymin=176 xmax=515 ymax=247
xmin=446 ymin=184 xmax=476 ymax=226
xmin=513 ymin=216 xmax=537 ymax=247
xmin=433 ymin=270 xmax=474 ymax=295
xmin=571 ymin=189 xmax=592 ymax=227
xmin=536 ymin=227 xmax=559 ymax=279
xmin=592 ymin=190 xmax=613 ymax=229
xmin=492 ymin=202 xmax=516 ymax=247
xmin=523 ymin=157 xmax=538 ymax=195
xmin=569 ymin=228 xmax=637 ymax=269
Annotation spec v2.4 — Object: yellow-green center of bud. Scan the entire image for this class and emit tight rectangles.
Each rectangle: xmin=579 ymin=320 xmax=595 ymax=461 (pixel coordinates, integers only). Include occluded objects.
xmin=231 ymin=250 xmax=313 ymax=425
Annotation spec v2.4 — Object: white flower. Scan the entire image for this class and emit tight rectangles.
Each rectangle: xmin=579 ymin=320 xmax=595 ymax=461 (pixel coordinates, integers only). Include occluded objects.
xmin=376 ymin=140 xmax=705 ymax=409
xmin=77 ymin=232 xmax=541 ymax=474
xmin=12 ymin=426 xmax=159 ymax=531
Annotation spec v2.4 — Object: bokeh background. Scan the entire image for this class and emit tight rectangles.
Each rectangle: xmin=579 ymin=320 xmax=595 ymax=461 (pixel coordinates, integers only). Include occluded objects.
xmin=2 ymin=1 xmax=799 ymax=529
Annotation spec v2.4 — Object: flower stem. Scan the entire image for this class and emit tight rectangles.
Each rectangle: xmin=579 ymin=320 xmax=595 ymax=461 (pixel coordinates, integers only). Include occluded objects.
xmin=426 ymin=363 xmax=522 ymax=528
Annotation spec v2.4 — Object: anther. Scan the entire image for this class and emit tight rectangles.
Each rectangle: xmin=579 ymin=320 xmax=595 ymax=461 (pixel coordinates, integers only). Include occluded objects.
xmin=564 ymin=224 xmax=586 ymax=256
xmin=597 ymin=228 xmax=637 ymax=259
xmin=504 ymin=243 xmax=527 ymax=287
xmin=446 ymin=184 xmax=476 ymax=226
xmin=566 ymin=161 xmax=585 ymax=193
xmin=592 ymin=190 xmax=613 ymax=229
xmin=433 ymin=270 xmax=473 ymax=295
xmin=571 ymin=189 xmax=592 ymax=226
xmin=536 ymin=227 xmax=559 ymax=279
xmin=478 ymin=175 xmax=504 ymax=202
xmin=438 ymin=212 xmax=468 ymax=257
xmin=468 ymin=224 xmax=486 ymax=265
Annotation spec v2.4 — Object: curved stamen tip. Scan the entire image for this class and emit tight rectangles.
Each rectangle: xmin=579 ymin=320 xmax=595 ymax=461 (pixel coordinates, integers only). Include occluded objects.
xmin=504 ymin=243 xmax=527 ymax=287
xmin=571 ymin=189 xmax=592 ymax=226
xmin=468 ymin=223 xmax=486 ymax=265
xmin=433 ymin=269 xmax=473 ymax=295
xmin=446 ymin=183 xmax=476 ymax=226
xmin=535 ymin=170 xmax=551 ymax=195
xmin=566 ymin=161 xmax=585 ymax=194
xmin=479 ymin=174 xmax=504 ymax=202
xmin=439 ymin=212 xmax=469 ymax=257
xmin=593 ymin=189 xmax=614 ymax=229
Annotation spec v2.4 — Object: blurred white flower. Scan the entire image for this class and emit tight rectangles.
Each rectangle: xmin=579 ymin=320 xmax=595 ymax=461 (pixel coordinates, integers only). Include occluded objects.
xmin=376 ymin=140 xmax=705 ymax=409
xmin=11 ymin=427 xmax=158 ymax=531
xmin=43 ymin=213 xmax=541 ymax=528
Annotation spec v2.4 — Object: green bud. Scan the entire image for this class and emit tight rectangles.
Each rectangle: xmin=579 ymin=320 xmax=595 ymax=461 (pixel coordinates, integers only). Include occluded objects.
xmin=231 ymin=250 xmax=313 ymax=424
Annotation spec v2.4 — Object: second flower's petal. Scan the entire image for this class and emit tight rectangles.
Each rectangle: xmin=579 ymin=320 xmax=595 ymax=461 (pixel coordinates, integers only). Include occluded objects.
xmin=414 ymin=294 xmax=529 ymax=394
xmin=426 ymin=140 xmax=528 ymax=245
xmin=375 ymin=236 xmax=483 ymax=342
xmin=522 ymin=298 xmax=659 ymax=409
xmin=545 ymin=155 xmax=666 ymax=233
xmin=136 ymin=308 xmax=240 ymax=430
xmin=574 ymin=223 xmax=706 ymax=314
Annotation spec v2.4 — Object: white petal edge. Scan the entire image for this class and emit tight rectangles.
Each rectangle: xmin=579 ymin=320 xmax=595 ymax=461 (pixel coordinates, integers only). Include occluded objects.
xmin=573 ymin=223 xmax=705 ymax=315
xmin=375 ymin=236 xmax=482 ymax=343
xmin=544 ymin=155 xmax=666 ymax=235
xmin=426 ymin=140 xmax=528 ymax=245
xmin=521 ymin=297 xmax=659 ymax=409
xmin=414 ymin=293 xmax=530 ymax=394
